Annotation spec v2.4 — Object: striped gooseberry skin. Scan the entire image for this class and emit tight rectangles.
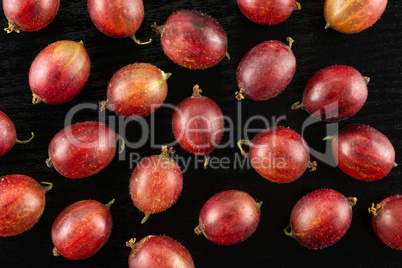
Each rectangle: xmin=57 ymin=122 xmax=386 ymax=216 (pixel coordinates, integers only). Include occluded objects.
xmin=51 ymin=200 xmax=113 ymax=260
xmin=324 ymin=0 xmax=388 ymax=33
xmin=0 ymin=174 xmax=51 ymax=236
xmin=331 ymin=124 xmax=395 ymax=181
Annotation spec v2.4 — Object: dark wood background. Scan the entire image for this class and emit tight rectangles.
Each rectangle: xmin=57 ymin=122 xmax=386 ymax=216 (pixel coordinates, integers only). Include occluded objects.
xmin=0 ymin=0 xmax=401 ymax=267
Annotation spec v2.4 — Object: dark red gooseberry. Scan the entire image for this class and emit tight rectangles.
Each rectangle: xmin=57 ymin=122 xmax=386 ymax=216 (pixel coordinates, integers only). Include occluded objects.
xmin=324 ymin=0 xmax=388 ymax=33
xmin=156 ymin=10 xmax=228 ymax=69
xmin=3 ymin=0 xmax=60 ymax=33
xmin=126 ymin=235 xmax=195 ymax=268
xmin=51 ymin=199 xmax=114 ymax=260
xmin=29 ymin=40 xmax=91 ymax=105
xmin=238 ymin=126 xmax=316 ymax=183
xmin=130 ymin=147 xmax=183 ymax=224
xmin=285 ymin=189 xmax=357 ymax=249
xmin=238 ymin=0 xmax=301 ymax=25
xmin=292 ymin=65 xmax=368 ymax=121
xmin=236 ymin=38 xmax=296 ymax=101
xmin=102 ymin=63 xmax=170 ymax=118
xmin=172 ymin=85 xmax=224 ymax=165
xmin=47 ymin=121 xmax=121 ymax=179
xmin=0 ymin=174 xmax=52 ymax=236
xmin=194 ymin=190 xmax=261 ymax=245
xmin=369 ymin=195 xmax=402 ymax=250
xmin=0 ymin=110 xmax=34 ymax=157
xmin=87 ymin=0 xmax=150 ymax=44
xmin=330 ymin=124 xmax=396 ymax=181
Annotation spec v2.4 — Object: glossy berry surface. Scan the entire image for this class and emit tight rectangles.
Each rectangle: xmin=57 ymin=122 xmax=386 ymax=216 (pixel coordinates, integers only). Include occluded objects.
xmin=87 ymin=0 xmax=146 ymax=40
xmin=286 ymin=189 xmax=356 ymax=249
xmin=236 ymin=39 xmax=296 ymax=101
xmin=369 ymin=195 xmax=402 ymax=250
xmin=295 ymin=65 xmax=368 ymax=121
xmin=129 ymin=147 xmax=183 ymax=223
xmin=172 ymin=85 xmax=224 ymax=163
xmin=105 ymin=63 xmax=169 ymax=118
xmin=243 ymin=127 xmax=313 ymax=183
xmin=29 ymin=40 xmax=91 ymax=105
xmin=3 ymin=0 xmax=60 ymax=33
xmin=47 ymin=121 xmax=118 ymax=179
xmin=324 ymin=0 xmax=388 ymax=33
xmin=238 ymin=0 xmax=297 ymax=25
xmin=195 ymin=190 xmax=261 ymax=245
xmin=160 ymin=10 xmax=228 ymax=69
xmin=332 ymin=124 xmax=395 ymax=181
xmin=0 ymin=174 xmax=51 ymax=236
xmin=0 ymin=110 xmax=17 ymax=156
xmin=51 ymin=200 xmax=113 ymax=260
xmin=127 ymin=235 xmax=195 ymax=268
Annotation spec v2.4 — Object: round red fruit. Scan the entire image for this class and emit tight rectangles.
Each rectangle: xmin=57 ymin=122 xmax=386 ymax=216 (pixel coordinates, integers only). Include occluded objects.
xmin=47 ymin=121 xmax=119 ymax=179
xmin=103 ymin=63 xmax=170 ymax=118
xmin=331 ymin=124 xmax=396 ymax=181
xmin=158 ymin=10 xmax=228 ymax=69
xmin=324 ymin=0 xmax=388 ymax=33
xmin=292 ymin=65 xmax=368 ymax=121
xmin=285 ymin=189 xmax=357 ymax=249
xmin=51 ymin=199 xmax=114 ymax=260
xmin=3 ymin=0 xmax=60 ymax=33
xmin=238 ymin=0 xmax=300 ymax=25
xmin=127 ymin=235 xmax=195 ymax=268
xmin=130 ymin=147 xmax=183 ymax=224
xmin=369 ymin=195 xmax=402 ymax=250
xmin=87 ymin=0 xmax=150 ymax=44
xmin=172 ymin=85 xmax=224 ymax=165
xmin=0 ymin=110 xmax=34 ymax=157
xmin=195 ymin=190 xmax=261 ymax=245
xmin=29 ymin=40 xmax=91 ymax=105
xmin=0 ymin=174 xmax=52 ymax=236
xmin=238 ymin=127 xmax=316 ymax=183
xmin=236 ymin=38 xmax=296 ymax=101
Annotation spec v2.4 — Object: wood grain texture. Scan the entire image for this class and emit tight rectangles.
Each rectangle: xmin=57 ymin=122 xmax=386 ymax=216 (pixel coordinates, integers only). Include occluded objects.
xmin=0 ymin=0 xmax=401 ymax=267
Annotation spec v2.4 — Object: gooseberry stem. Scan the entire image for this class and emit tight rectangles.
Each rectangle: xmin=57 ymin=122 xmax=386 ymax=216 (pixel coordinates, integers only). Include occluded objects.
xmin=131 ymin=35 xmax=152 ymax=45
xmin=284 ymin=224 xmax=293 ymax=237
xmin=141 ymin=213 xmax=151 ymax=224
xmin=16 ymin=132 xmax=34 ymax=144
xmin=40 ymin=182 xmax=53 ymax=193
xmin=237 ymin=139 xmax=251 ymax=157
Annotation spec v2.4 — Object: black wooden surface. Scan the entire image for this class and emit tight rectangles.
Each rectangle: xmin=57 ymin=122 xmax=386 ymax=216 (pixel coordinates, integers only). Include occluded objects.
xmin=0 ymin=0 xmax=401 ymax=267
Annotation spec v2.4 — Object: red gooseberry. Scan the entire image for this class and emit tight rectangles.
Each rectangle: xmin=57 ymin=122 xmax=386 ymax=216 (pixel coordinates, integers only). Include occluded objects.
xmin=172 ymin=85 xmax=224 ymax=165
xmin=29 ymin=40 xmax=91 ymax=105
xmin=236 ymin=38 xmax=296 ymax=101
xmin=368 ymin=195 xmax=402 ymax=250
xmin=324 ymin=0 xmax=388 ymax=33
xmin=238 ymin=0 xmax=301 ymax=25
xmin=87 ymin=0 xmax=151 ymax=44
xmin=238 ymin=126 xmax=317 ymax=183
xmin=51 ymin=199 xmax=114 ymax=260
xmin=285 ymin=189 xmax=357 ymax=249
xmin=47 ymin=121 xmax=122 ymax=179
xmin=3 ymin=0 xmax=60 ymax=33
xmin=126 ymin=235 xmax=195 ymax=268
xmin=328 ymin=124 xmax=396 ymax=181
xmin=154 ymin=10 xmax=228 ymax=69
xmin=101 ymin=63 xmax=170 ymax=118
xmin=0 ymin=110 xmax=34 ymax=157
xmin=292 ymin=65 xmax=368 ymax=121
xmin=0 ymin=174 xmax=52 ymax=236
xmin=129 ymin=147 xmax=183 ymax=224
xmin=195 ymin=190 xmax=262 ymax=245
